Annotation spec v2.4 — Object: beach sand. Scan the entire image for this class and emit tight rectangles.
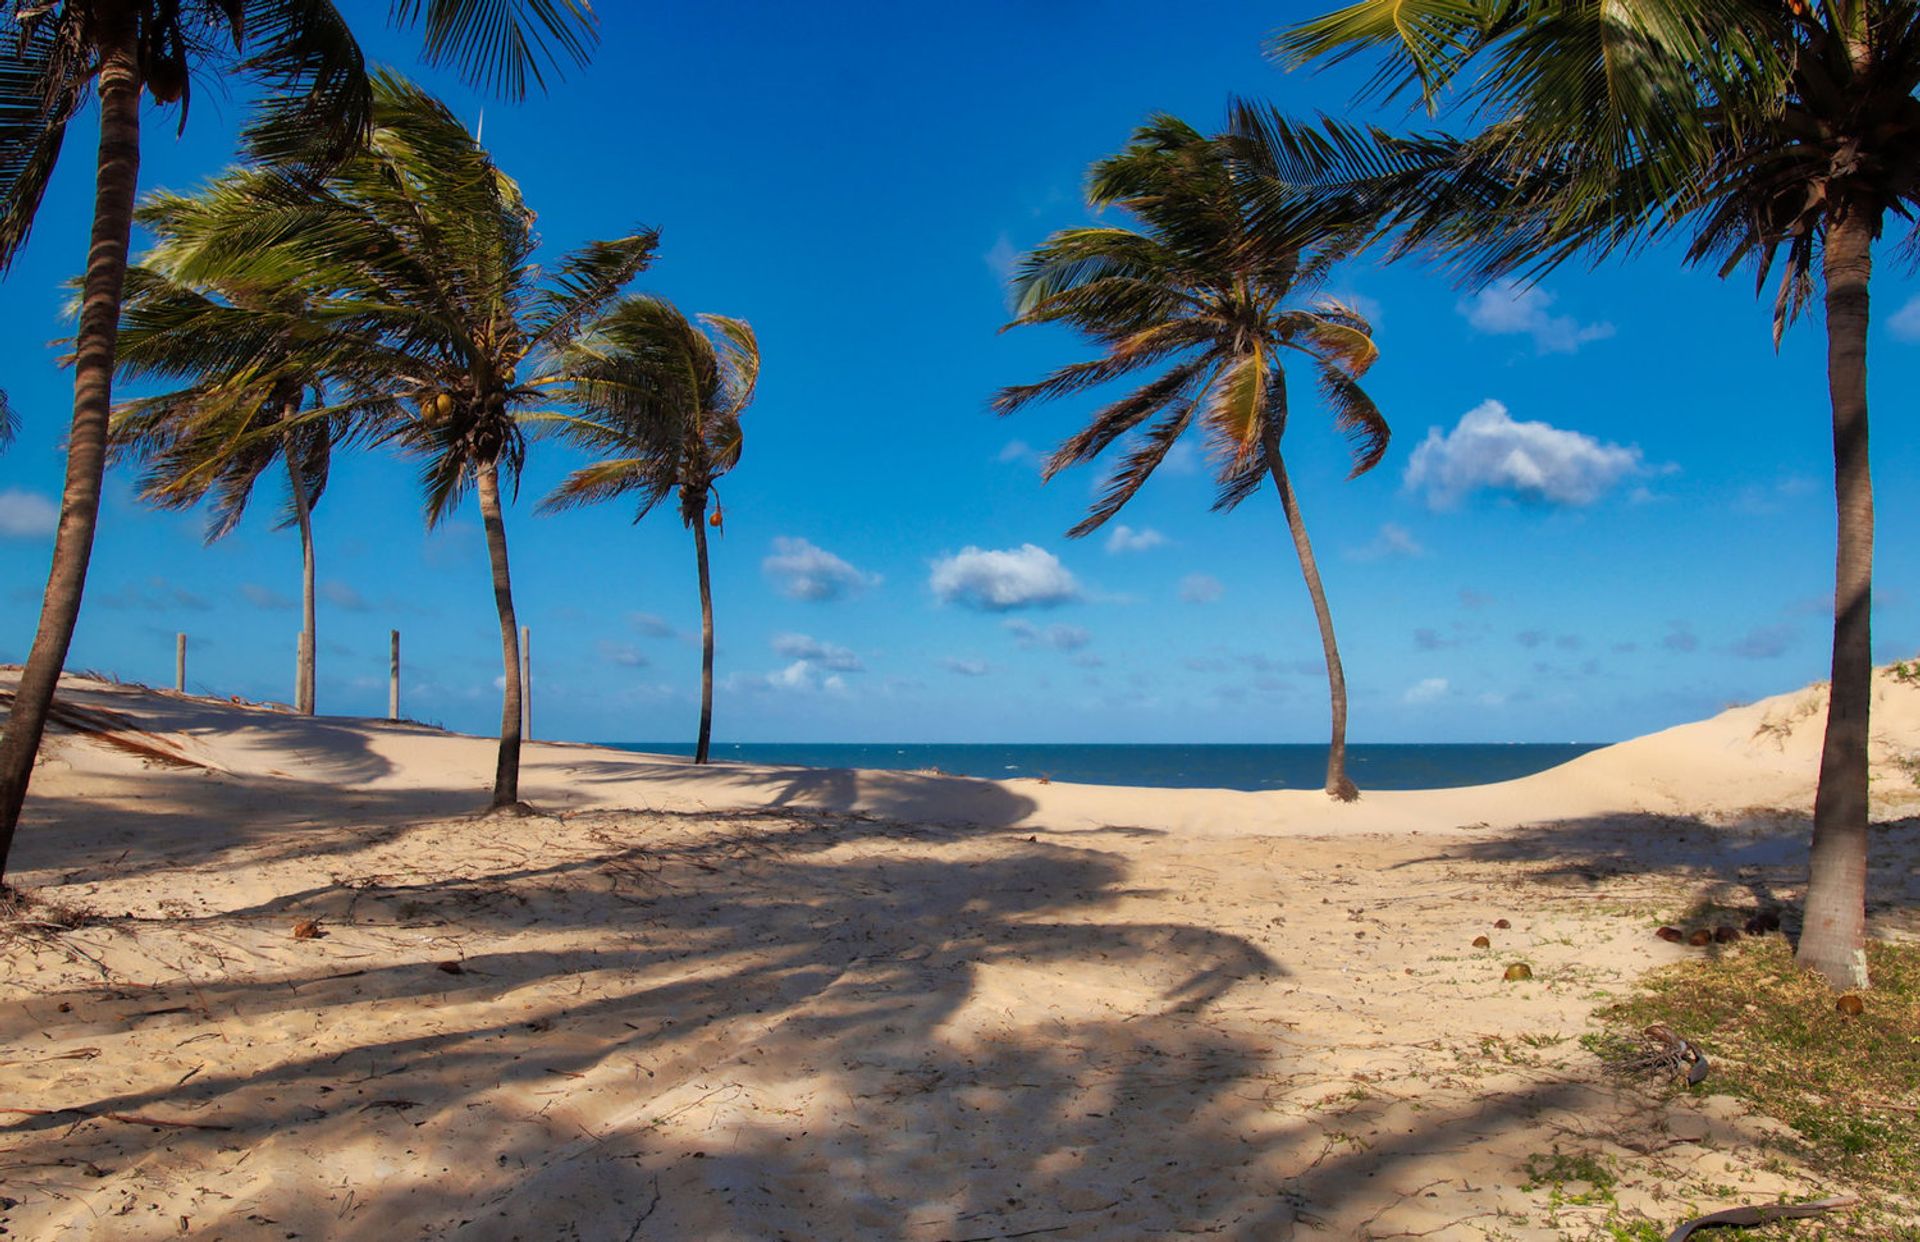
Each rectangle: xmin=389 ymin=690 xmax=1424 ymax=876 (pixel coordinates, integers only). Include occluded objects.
xmin=3 ymin=667 xmax=1918 ymax=1239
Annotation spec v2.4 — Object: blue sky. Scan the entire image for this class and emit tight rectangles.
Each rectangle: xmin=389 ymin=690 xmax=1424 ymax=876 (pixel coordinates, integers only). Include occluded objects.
xmin=2 ymin=1 xmax=1915 ymax=745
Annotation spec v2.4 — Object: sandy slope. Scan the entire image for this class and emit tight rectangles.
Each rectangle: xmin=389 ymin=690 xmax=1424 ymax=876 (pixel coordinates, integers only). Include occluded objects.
xmin=2 ymin=668 xmax=1918 ymax=1240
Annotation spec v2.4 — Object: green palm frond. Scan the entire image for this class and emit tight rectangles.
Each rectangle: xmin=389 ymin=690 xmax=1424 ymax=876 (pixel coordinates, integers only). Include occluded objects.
xmin=0 ymin=7 xmax=90 ymax=269
xmin=0 ymin=386 xmax=18 ymax=449
xmin=999 ymin=114 xmax=1390 ymax=537
xmin=542 ymin=295 xmax=756 ymax=528
xmin=390 ymin=0 xmax=598 ymax=99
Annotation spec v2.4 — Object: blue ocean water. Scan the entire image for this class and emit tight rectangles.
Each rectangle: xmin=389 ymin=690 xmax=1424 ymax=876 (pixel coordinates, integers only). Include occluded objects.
xmin=602 ymin=741 xmax=1604 ymax=792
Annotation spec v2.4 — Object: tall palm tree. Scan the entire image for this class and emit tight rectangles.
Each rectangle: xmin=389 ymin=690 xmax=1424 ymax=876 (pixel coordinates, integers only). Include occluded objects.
xmin=995 ymin=117 xmax=1388 ymax=800
xmin=1272 ymin=0 xmax=1920 ymax=988
xmin=111 ymin=183 xmax=372 ymax=715
xmin=0 ymin=0 xmax=599 ymax=881
xmin=219 ymin=75 xmax=658 ymax=809
xmin=537 ymin=296 xmax=755 ymax=765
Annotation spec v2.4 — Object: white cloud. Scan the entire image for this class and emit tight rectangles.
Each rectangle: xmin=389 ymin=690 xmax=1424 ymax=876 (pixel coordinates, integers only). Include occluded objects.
xmin=1104 ymin=524 xmax=1169 ymax=554
xmin=1892 ymin=295 xmax=1920 ymax=342
xmin=1179 ymin=573 xmax=1224 ymax=604
xmin=0 ymin=489 xmax=57 ymax=539
xmin=929 ymin=544 xmax=1080 ymax=611
xmin=1004 ymin=619 xmax=1091 ymax=651
xmin=771 ymin=632 xmax=864 ymax=672
xmin=1352 ymin=522 xmax=1424 ymax=561
xmin=321 ymin=580 xmax=369 ymax=612
xmin=985 ymin=232 xmax=1019 ymax=284
xmin=1404 ymin=400 xmax=1647 ymax=509
xmin=763 ymin=536 xmax=880 ymax=602
xmin=597 ymin=640 xmax=649 ymax=668
xmin=1459 ymin=280 xmax=1615 ymax=354
xmin=630 ymin=611 xmax=675 ymax=638
xmin=1403 ymin=677 xmax=1450 ymax=705
xmin=940 ymin=657 xmax=991 ymax=677
xmin=240 ymin=583 xmax=295 ymax=611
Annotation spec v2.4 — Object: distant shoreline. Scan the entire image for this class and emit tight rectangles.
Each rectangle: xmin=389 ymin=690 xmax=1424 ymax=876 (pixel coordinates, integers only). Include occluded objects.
xmin=599 ymin=740 xmax=1605 ymax=792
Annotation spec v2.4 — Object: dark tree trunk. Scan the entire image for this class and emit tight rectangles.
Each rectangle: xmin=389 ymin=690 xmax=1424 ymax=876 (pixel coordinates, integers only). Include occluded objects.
xmin=475 ymin=461 xmax=525 ymax=809
xmin=286 ymin=422 xmax=318 ymax=716
xmin=692 ymin=510 xmax=716 ymax=765
xmin=1799 ymin=204 xmax=1878 ymax=990
xmin=1262 ymin=414 xmax=1358 ymax=802
xmin=0 ymin=4 xmax=143 ymax=884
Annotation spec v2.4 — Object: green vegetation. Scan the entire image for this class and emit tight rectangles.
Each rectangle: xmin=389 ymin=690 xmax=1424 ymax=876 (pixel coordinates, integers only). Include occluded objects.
xmin=1603 ymin=938 xmax=1920 ymax=1200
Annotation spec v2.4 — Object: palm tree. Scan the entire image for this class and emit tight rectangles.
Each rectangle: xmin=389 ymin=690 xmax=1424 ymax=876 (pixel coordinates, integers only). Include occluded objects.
xmin=224 ymin=75 xmax=658 ymax=809
xmin=0 ymin=0 xmax=599 ymax=881
xmin=995 ymin=117 xmax=1388 ymax=800
xmin=537 ymin=296 xmax=755 ymax=765
xmin=1273 ymin=0 xmax=1920 ymax=988
xmin=0 ymin=389 xmax=15 ymax=448
xmin=111 ymin=184 xmax=372 ymax=715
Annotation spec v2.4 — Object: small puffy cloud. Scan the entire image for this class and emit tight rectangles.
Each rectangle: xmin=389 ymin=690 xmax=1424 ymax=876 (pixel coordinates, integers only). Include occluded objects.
xmin=241 ymin=583 xmax=295 ymax=611
xmin=997 ymin=440 xmax=1045 ymax=471
xmin=1891 ymin=295 xmax=1920 ymax=342
xmin=1459 ymin=280 xmax=1614 ymax=354
xmin=597 ymin=640 xmax=649 ymax=668
xmin=0 ymin=489 xmax=58 ymax=539
xmin=1179 ymin=573 xmax=1224 ymax=604
xmin=1405 ymin=400 xmax=1647 ymax=510
xmin=929 ymin=544 xmax=1080 ymax=611
xmin=940 ymin=657 xmax=991 ymax=676
xmin=630 ymin=611 xmax=675 ymax=638
xmin=1352 ymin=521 xmax=1424 ymax=561
xmin=94 ymin=577 xmax=210 ymax=613
xmin=1730 ymin=623 xmax=1797 ymax=659
xmin=321 ymin=580 xmax=369 ymax=612
xmin=1662 ymin=621 xmax=1699 ymax=653
xmin=763 ymin=536 xmax=880 ymax=602
xmin=1005 ymin=619 xmax=1091 ymax=651
xmin=1105 ymin=524 xmax=1168 ymax=554
xmin=771 ymin=632 xmax=864 ymax=672
xmin=1403 ymin=677 xmax=1450 ymax=705
xmin=984 ymin=232 xmax=1019 ymax=284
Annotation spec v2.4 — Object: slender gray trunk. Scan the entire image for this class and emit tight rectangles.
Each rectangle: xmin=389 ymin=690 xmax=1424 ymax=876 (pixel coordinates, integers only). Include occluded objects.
xmin=0 ymin=3 xmax=143 ymax=883
xmin=693 ymin=510 xmax=715 ymax=765
xmin=475 ymin=461 xmax=524 ymax=809
xmin=285 ymin=423 xmax=317 ymax=716
xmin=1261 ymin=399 xmax=1358 ymax=801
xmin=1799 ymin=204 xmax=1877 ymax=990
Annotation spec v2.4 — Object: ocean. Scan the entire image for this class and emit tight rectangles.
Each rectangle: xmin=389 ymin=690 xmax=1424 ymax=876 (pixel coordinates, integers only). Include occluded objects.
xmin=601 ymin=741 xmax=1604 ymax=792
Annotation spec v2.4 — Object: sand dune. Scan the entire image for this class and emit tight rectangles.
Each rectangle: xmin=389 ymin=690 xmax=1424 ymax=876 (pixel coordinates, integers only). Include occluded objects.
xmin=2 ymin=668 xmax=1917 ymax=1239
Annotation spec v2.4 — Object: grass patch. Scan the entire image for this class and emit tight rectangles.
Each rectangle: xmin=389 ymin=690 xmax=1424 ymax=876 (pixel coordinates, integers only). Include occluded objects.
xmin=1601 ymin=936 xmax=1920 ymax=1202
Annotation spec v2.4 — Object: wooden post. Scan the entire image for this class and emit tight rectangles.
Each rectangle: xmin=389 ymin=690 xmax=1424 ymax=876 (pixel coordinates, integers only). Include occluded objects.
xmin=520 ymin=625 xmax=532 ymax=741
xmin=174 ymin=633 xmax=185 ymax=693
xmin=388 ymin=629 xmax=400 ymax=721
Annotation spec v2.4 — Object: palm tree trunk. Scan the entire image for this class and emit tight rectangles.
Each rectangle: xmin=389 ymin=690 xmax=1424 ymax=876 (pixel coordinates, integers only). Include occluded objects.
xmin=1799 ymin=204 xmax=1878 ymax=990
xmin=0 ymin=3 xmax=143 ymax=885
xmin=1262 ymin=422 xmax=1359 ymax=802
xmin=475 ymin=461 xmax=525 ymax=809
xmin=285 ymin=426 xmax=317 ymax=717
xmin=692 ymin=511 xmax=716 ymax=765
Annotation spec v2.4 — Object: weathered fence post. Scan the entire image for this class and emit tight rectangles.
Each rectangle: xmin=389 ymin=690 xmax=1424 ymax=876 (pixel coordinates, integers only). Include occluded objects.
xmin=174 ymin=633 xmax=186 ymax=693
xmin=520 ymin=625 xmax=532 ymax=741
xmin=388 ymin=629 xmax=400 ymax=721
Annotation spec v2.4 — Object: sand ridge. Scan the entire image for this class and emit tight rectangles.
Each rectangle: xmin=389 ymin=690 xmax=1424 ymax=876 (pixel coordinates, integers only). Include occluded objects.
xmin=2 ymin=669 xmax=1919 ymax=1239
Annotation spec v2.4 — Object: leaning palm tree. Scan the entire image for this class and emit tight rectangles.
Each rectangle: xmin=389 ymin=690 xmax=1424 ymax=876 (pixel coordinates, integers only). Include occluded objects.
xmin=1272 ymin=0 xmax=1920 ymax=986
xmin=995 ymin=117 xmax=1387 ymax=800
xmin=218 ymin=75 xmax=658 ymax=809
xmin=0 ymin=0 xmax=599 ymax=880
xmin=537 ymin=297 xmax=755 ymax=765
xmin=111 ymin=185 xmax=374 ymax=715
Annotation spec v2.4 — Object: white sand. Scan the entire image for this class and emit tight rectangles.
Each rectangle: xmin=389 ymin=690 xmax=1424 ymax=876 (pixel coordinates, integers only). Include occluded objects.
xmin=2 ymin=667 xmax=1918 ymax=1239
